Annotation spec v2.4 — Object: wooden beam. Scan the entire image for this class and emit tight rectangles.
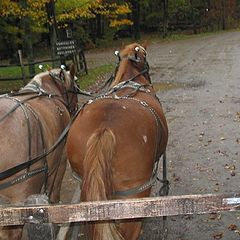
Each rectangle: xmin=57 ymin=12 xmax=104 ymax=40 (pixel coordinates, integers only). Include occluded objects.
xmin=0 ymin=193 xmax=239 ymax=226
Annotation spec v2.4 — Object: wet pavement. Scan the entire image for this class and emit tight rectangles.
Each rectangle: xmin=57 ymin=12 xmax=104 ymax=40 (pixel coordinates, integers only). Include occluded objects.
xmin=62 ymin=31 xmax=240 ymax=240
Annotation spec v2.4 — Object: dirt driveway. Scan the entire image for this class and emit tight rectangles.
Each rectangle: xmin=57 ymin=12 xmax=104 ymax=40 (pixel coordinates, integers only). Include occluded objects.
xmin=62 ymin=31 xmax=240 ymax=240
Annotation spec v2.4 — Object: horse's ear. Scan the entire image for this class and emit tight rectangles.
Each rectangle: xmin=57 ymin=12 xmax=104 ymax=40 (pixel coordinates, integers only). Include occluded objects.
xmin=121 ymin=41 xmax=125 ymax=49
xmin=69 ymin=64 xmax=76 ymax=80
xmin=142 ymin=40 xmax=148 ymax=50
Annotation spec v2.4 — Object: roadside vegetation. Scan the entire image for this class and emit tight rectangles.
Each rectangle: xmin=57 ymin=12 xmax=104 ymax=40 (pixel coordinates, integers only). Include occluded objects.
xmin=1 ymin=0 xmax=240 ymax=93
xmin=0 ymin=28 xmax=239 ymax=94
xmin=0 ymin=62 xmax=115 ymax=94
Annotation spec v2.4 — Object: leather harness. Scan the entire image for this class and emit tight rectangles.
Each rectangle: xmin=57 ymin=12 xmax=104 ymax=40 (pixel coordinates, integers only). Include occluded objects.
xmin=0 ymin=71 xmax=79 ymax=197
xmin=73 ymin=48 xmax=169 ymax=197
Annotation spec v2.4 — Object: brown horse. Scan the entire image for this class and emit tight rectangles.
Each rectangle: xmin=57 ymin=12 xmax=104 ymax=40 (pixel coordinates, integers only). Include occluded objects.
xmin=0 ymin=65 xmax=78 ymax=239
xmin=66 ymin=43 xmax=168 ymax=240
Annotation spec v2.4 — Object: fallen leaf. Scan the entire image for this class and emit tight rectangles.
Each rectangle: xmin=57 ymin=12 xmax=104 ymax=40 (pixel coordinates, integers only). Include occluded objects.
xmin=235 ymin=229 xmax=240 ymax=235
xmin=172 ymin=173 xmax=181 ymax=182
xmin=217 ymin=150 xmax=228 ymax=156
xmin=213 ymin=232 xmax=223 ymax=239
xmin=209 ymin=213 xmax=218 ymax=220
xmin=225 ymin=164 xmax=236 ymax=171
xmin=228 ymin=224 xmax=237 ymax=231
xmin=234 ymin=112 xmax=240 ymax=122
xmin=184 ymin=215 xmax=192 ymax=220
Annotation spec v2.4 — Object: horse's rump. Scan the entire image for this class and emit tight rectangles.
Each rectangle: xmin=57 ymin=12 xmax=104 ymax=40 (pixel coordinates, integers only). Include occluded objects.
xmin=0 ymin=94 xmax=69 ymax=201
xmin=68 ymin=96 xmax=167 ymax=196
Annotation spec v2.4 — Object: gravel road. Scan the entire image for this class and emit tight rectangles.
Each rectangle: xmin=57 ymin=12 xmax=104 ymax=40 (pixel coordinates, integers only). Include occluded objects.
xmin=62 ymin=31 xmax=240 ymax=240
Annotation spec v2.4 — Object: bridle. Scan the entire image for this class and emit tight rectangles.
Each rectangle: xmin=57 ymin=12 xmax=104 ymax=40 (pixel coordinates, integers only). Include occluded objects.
xmin=74 ymin=45 xmax=152 ymax=98
xmin=113 ymin=45 xmax=152 ymax=85
xmin=49 ymin=70 xmax=79 ymax=115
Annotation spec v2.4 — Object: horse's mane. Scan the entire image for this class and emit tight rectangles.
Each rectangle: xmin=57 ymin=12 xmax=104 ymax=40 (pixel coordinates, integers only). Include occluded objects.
xmin=31 ymin=72 xmax=47 ymax=86
xmin=111 ymin=43 xmax=147 ymax=87
xmin=32 ymin=69 xmax=70 ymax=87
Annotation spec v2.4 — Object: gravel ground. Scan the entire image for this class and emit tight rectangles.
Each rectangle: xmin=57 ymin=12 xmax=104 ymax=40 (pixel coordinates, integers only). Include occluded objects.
xmin=61 ymin=31 xmax=240 ymax=240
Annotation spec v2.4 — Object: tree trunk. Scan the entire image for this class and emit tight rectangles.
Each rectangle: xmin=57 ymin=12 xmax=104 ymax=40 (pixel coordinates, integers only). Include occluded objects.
xmin=131 ymin=0 xmax=140 ymax=40
xmin=221 ymin=0 xmax=226 ymax=30
xmin=20 ymin=0 xmax=35 ymax=76
xmin=46 ymin=0 xmax=58 ymax=68
xmin=162 ymin=0 xmax=169 ymax=38
xmin=96 ymin=14 xmax=102 ymax=38
xmin=190 ymin=0 xmax=197 ymax=34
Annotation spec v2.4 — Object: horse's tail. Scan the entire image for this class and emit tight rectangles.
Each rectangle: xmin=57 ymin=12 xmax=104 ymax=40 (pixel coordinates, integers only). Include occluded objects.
xmin=81 ymin=128 xmax=124 ymax=240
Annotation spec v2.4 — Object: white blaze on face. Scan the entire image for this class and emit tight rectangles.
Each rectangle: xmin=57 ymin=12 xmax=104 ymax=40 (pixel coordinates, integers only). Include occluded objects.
xmin=143 ymin=135 xmax=147 ymax=143
xmin=122 ymin=106 xmax=127 ymax=109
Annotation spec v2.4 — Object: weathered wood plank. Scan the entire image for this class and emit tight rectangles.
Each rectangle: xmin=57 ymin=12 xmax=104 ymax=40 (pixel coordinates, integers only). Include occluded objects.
xmin=0 ymin=193 xmax=239 ymax=226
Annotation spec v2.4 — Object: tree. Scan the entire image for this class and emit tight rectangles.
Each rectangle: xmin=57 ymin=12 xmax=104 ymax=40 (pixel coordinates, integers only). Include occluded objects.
xmin=162 ymin=0 xmax=169 ymax=37
xmin=0 ymin=0 xmax=132 ymax=60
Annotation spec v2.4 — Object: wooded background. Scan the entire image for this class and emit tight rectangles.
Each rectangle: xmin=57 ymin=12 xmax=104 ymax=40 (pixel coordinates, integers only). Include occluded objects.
xmin=1 ymin=0 xmax=240 ymax=66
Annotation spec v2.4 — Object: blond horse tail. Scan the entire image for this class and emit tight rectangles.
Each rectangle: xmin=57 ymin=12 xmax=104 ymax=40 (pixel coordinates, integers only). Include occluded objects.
xmin=81 ymin=128 xmax=124 ymax=240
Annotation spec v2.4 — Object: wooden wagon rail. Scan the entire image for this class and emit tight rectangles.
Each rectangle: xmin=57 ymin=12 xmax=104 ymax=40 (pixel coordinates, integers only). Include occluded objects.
xmin=0 ymin=193 xmax=239 ymax=226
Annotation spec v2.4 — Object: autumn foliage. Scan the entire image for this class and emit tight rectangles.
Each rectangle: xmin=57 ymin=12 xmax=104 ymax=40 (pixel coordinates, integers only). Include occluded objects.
xmin=0 ymin=0 xmax=132 ymax=27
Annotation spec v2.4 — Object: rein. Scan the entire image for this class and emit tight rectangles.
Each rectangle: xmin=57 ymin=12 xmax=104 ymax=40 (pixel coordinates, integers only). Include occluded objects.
xmin=0 ymin=106 xmax=81 ymax=182
xmin=0 ymin=93 xmax=51 ymax=123
xmin=74 ymin=48 xmax=151 ymax=98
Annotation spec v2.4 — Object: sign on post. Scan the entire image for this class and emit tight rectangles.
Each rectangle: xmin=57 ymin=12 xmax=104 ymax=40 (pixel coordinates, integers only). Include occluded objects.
xmin=56 ymin=40 xmax=77 ymax=56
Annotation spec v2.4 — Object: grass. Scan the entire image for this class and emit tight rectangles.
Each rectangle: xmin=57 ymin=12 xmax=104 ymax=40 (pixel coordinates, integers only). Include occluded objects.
xmin=0 ymin=80 xmax=23 ymax=94
xmin=0 ymin=63 xmax=115 ymax=93
xmin=0 ymin=64 xmax=44 ymax=93
xmin=78 ymin=63 xmax=115 ymax=90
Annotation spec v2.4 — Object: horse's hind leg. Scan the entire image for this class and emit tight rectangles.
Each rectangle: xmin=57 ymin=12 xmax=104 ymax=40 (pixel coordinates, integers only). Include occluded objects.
xmin=47 ymin=150 xmax=68 ymax=203
xmin=0 ymin=226 xmax=23 ymax=240
xmin=118 ymin=220 xmax=142 ymax=240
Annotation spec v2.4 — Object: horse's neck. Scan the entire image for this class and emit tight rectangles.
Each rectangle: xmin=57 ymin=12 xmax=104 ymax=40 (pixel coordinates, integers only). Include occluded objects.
xmin=42 ymin=80 xmax=61 ymax=95
xmin=23 ymin=74 xmax=62 ymax=98
xmin=113 ymin=62 xmax=140 ymax=85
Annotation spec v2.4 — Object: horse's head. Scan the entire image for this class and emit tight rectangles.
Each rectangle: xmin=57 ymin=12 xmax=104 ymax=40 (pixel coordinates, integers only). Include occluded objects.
xmin=110 ymin=42 xmax=150 ymax=87
xmin=53 ymin=64 xmax=79 ymax=116
xmin=24 ymin=64 xmax=78 ymax=116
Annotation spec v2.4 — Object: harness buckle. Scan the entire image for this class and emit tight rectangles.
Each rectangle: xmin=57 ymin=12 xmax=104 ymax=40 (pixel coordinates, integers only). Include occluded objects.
xmin=140 ymin=101 xmax=148 ymax=107
xmin=87 ymin=99 xmax=93 ymax=104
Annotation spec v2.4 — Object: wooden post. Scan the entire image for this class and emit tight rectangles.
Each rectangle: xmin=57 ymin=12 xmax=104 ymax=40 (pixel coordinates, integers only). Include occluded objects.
xmin=23 ymin=194 xmax=55 ymax=240
xmin=79 ymin=49 xmax=88 ymax=74
xmin=18 ymin=50 xmax=27 ymax=85
xmin=56 ymin=183 xmax=81 ymax=240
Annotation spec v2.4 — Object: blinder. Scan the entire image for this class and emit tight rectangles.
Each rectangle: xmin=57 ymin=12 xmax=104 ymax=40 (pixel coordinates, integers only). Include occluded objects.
xmin=114 ymin=45 xmax=147 ymax=64
xmin=49 ymin=69 xmax=79 ymax=115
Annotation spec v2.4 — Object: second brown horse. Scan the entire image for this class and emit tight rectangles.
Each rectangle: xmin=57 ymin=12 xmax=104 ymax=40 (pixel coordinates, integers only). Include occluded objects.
xmin=66 ymin=43 xmax=168 ymax=240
